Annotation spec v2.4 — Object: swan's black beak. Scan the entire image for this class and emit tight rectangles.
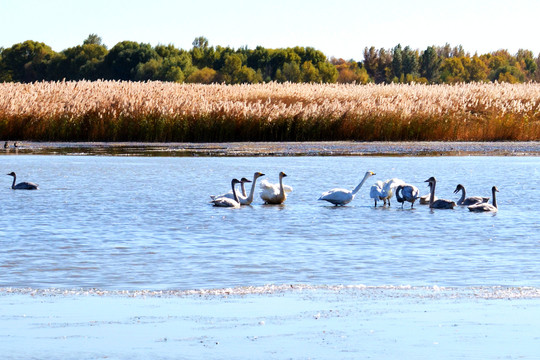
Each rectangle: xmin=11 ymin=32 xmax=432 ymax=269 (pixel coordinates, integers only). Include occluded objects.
xmin=453 ymin=188 xmax=459 ymax=194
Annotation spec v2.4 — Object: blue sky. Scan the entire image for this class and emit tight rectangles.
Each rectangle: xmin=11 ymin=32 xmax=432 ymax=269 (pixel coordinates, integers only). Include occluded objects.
xmin=2 ymin=0 xmax=539 ymax=60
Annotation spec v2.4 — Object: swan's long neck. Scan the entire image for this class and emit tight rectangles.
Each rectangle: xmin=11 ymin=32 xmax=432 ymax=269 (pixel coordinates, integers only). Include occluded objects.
xmin=458 ymin=188 xmax=465 ymax=204
xmin=279 ymin=175 xmax=285 ymax=196
xmin=231 ymin=181 xmax=239 ymax=203
xmin=11 ymin=175 xmax=16 ymax=189
xmin=352 ymin=174 xmax=370 ymax=195
xmin=492 ymin=188 xmax=497 ymax=208
xmin=246 ymin=176 xmax=259 ymax=203
xmin=240 ymin=183 xmax=247 ymax=198
xmin=429 ymin=181 xmax=436 ymax=207
xmin=395 ymin=186 xmax=403 ymax=202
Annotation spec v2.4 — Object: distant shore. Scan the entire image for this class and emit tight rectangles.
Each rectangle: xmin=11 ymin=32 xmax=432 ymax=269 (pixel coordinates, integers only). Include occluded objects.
xmin=3 ymin=141 xmax=540 ymax=157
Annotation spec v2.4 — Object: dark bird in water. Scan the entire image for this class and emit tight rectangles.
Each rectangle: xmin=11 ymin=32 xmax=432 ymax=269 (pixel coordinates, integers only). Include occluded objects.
xmin=7 ymin=172 xmax=39 ymax=190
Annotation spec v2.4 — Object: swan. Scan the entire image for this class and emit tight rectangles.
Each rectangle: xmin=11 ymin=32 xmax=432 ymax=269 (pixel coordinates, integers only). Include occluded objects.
xmin=369 ymin=180 xmax=384 ymax=206
xmin=468 ymin=186 xmax=499 ymax=212
xmin=260 ymin=171 xmax=291 ymax=204
xmin=7 ymin=172 xmax=39 ymax=190
xmin=380 ymin=178 xmax=405 ymax=206
xmin=210 ymin=177 xmax=252 ymax=201
xmin=395 ymin=184 xmax=420 ymax=208
xmin=453 ymin=184 xmax=489 ymax=206
xmin=319 ymin=171 xmax=376 ymax=206
xmin=424 ymin=177 xmax=456 ymax=209
xmin=210 ymin=179 xmax=241 ymax=208
xmin=236 ymin=172 xmax=265 ymax=205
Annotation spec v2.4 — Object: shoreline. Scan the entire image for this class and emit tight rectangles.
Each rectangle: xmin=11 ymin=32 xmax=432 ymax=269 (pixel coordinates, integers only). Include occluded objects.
xmin=2 ymin=141 xmax=540 ymax=156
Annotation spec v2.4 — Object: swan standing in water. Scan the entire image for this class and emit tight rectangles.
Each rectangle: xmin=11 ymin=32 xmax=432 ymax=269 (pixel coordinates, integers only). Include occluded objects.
xmin=260 ymin=172 xmax=291 ymax=204
xmin=210 ymin=179 xmax=242 ymax=208
xmin=395 ymin=184 xmax=420 ymax=208
xmin=468 ymin=186 xmax=499 ymax=212
xmin=369 ymin=180 xmax=384 ymax=206
xmin=7 ymin=172 xmax=39 ymax=190
xmin=453 ymin=184 xmax=489 ymax=206
xmin=424 ymin=177 xmax=456 ymax=209
xmin=379 ymin=178 xmax=405 ymax=206
xmin=319 ymin=171 xmax=376 ymax=206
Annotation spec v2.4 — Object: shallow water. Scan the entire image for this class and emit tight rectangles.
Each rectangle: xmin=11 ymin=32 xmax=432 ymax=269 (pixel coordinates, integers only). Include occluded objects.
xmin=0 ymin=155 xmax=538 ymax=290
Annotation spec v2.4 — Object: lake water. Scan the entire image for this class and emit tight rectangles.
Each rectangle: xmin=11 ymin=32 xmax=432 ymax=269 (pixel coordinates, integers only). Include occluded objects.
xmin=0 ymin=154 xmax=538 ymax=290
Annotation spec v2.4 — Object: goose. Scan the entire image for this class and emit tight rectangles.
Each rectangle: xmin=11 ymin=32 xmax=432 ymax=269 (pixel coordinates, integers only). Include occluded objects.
xmin=424 ymin=177 xmax=456 ymax=209
xmin=369 ymin=180 xmax=384 ymax=206
xmin=210 ymin=177 xmax=252 ymax=201
xmin=210 ymin=179 xmax=241 ymax=208
xmin=468 ymin=186 xmax=499 ymax=212
xmin=395 ymin=184 xmax=420 ymax=208
xmin=380 ymin=178 xmax=406 ymax=206
xmin=260 ymin=171 xmax=291 ymax=204
xmin=319 ymin=171 xmax=376 ymax=206
xmin=7 ymin=172 xmax=39 ymax=190
xmin=453 ymin=184 xmax=489 ymax=206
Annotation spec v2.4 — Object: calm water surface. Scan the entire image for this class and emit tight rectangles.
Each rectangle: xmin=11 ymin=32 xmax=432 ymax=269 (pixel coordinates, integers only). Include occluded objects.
xmin=0 ymin=155 xmax=538 ymax=290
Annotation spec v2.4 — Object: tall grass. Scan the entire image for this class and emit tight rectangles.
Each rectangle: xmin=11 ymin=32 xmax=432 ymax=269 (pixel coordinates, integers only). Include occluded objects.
xmin=0 ymin=81 xmax=539 ymax=142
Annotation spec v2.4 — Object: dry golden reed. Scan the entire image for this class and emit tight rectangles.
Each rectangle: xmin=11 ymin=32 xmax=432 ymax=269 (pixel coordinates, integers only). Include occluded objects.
xmin=0 ymin=80 xmax=539 ymax=142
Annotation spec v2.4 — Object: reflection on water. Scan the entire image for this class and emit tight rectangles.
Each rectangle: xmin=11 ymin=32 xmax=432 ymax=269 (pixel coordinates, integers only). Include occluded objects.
xmin=0 ymin=155 xmax=538 ymax=290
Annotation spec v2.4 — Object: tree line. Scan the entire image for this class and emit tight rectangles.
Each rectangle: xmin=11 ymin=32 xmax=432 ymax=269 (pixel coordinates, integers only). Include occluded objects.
xmin=1 ymin=35 xmax=539 ymax=85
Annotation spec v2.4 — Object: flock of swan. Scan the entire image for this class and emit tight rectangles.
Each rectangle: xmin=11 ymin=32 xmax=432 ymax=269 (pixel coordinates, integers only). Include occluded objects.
xmin=209 ymin=170 xmax=499 ymax=212
xmin=6 ymin=169 xmax=499 ymax=212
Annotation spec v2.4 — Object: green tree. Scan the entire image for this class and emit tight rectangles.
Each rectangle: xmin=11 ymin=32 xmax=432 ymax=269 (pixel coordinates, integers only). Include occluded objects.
xmin=392 ymin=44 xmax=403 ymax=80
xmin=0 ymin=40 xmax=56 ymax=82
xmin=440 ymin=57 xmax=467 ymax=83
xmin=103 ymin=41 xmax=158 ymax=80
xmin=276 ymin=62 xmax=302 ymax=82
xmin=317 ymin=61 xmax=338 ymax=83
xmin=402 ymin=46 xmax=419 ymax=79
xmin=301 ymin=61 xmax=320 ymax=82
xmin=420 ymin=46 xmax=441 ymax=83
xmin=83 ymin=34 xmax=105 ymax=47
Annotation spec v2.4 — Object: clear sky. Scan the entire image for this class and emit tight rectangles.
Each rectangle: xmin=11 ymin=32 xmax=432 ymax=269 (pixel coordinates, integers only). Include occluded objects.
xmin=1 ymin=0 xmax=539 ymax=61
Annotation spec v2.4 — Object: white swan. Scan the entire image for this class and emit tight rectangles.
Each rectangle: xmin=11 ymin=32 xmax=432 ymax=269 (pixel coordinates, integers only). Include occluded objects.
xmin=468 ymin=186 xmax=499 ymax=212
xmin=260 ymin=171 xmax=291 ymax=204
xmin=7 ymin=172 xmax=38 ymax=190
xmin=453 ymin=184 xmax=489 ymax=206
xmin=395 ymin=184 xmax=420 ymax=208
xmin=210 ymin=177 xmax=252 ymax=201
xmin=239 ymin=172 xmax=265 ymax=205
xmin=369 ymin=180 xmax=384 ymax=206
xmin=319 ymin=171 xmax=376 ymax=206
xmin=424 ymin=177 xmax=456 ymax=209
xmin=380 ymin=178 xmax=405 ymax=206
xmin=211 ymin=179 xmax=241 ymax=208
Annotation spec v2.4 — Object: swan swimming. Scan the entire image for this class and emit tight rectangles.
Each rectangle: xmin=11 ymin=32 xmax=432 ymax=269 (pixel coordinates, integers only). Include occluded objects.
xmin=424 ymin=177 xmax=456 ymax=209
xmin=236 ymin=172 xmax=265 ymax=205
xmin=210 ymin=179 xmax=242 ymax=208
xmin=468 ymin=186 xmax=499 ymax=212
xmin=369 ymin=180 xmax=384 ymax=206
xmin=395 ymin=184 xmax=420 ymax=208
xmin=319 ymin=171 xmax=376 ymax=206
xmin=453 ymin=184 xmax=489 ymax=206
xmin=7 ymin=172 xmax=39 ymax=190
xmin=260 ymin=172 xmax=291 ymax=204
xmin=210 ymin=177 xmax=252 ymax=201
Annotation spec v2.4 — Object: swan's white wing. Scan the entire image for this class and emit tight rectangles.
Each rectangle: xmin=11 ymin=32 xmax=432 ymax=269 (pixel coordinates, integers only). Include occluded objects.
xmin=283 ymin=185 xmax=293 ymax=193
xmin=370 ymin=181 xmax=383 ymax=199
xmin=211 ymin=197 xmax=240 ymax=208
xmin=319 ymin=188 xmax=353 ymax=205
xmin=259 ymin=179 xmax=277 ymax=191
xmin=403 ymin=185 xmax=420 ymax=200
xmin=382 ymin=178 xmax=405 ymax=198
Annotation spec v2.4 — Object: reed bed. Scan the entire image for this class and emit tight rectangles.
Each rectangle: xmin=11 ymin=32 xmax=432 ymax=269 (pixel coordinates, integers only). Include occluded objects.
xmin=0 ymin=81 xmax=539 ymax=142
